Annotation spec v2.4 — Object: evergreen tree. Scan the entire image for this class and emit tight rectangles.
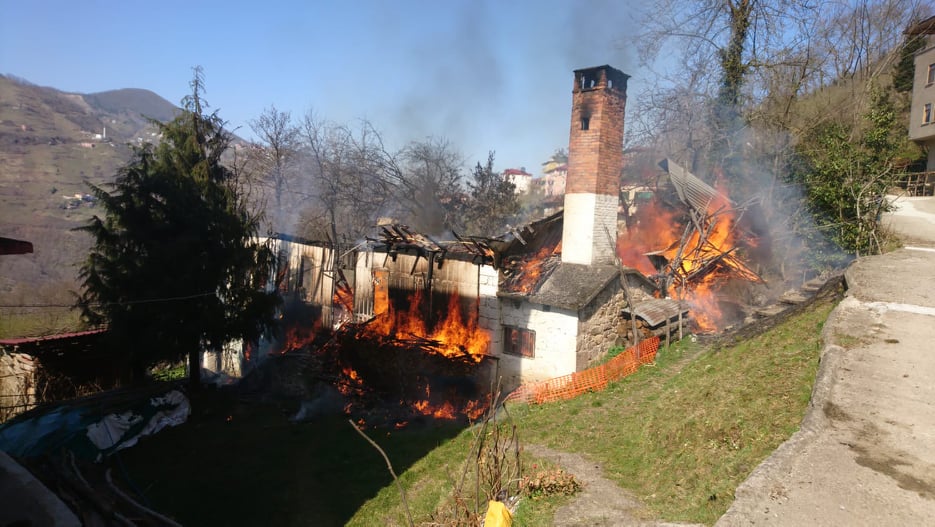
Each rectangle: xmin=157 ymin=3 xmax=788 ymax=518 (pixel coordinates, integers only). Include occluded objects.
xmin=462 ymin=152 xmax=519 ymax=236
xmin=77 ymin=69 xmax=279 ymax=389
xmin=894 ymin=33 xmax=926 ymax=94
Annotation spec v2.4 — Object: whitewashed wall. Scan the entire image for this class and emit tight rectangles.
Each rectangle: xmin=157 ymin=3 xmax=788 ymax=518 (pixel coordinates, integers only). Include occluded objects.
xmin=479 ymin=264 xmax=582 ymax=388
xmin=478 ymin=264 xmax=500 ymax=351
xmin=496 ymin=300 xmax=579 ymax=389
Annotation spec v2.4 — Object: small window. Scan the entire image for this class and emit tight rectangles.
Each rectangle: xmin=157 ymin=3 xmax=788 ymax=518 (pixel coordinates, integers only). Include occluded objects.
xmin=925 ymin=103 xmax=932 ymax=124
xmin=928 ymin=64 xmax=935 ymax=84
xmin=581 ymin=116 xmax=590 ymax=131
xmin=503 ymin=326 xmax=535 ymax=358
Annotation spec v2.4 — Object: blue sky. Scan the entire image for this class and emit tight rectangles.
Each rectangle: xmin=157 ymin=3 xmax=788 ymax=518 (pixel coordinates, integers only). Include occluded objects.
xmin=1 ymin=0 xmax=645 ymax=175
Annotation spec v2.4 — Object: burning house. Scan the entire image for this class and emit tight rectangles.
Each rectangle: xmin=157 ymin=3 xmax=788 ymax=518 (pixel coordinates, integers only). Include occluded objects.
xmin=343 ymin=66 xmax=663 ymax=392
xmin=221 ymin=65 xmax=708 ymax=422
xmin=484 ymin=65 xmax=663 ymax=387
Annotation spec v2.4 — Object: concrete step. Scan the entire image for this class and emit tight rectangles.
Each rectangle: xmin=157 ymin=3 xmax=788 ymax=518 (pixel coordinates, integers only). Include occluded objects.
xmin=802 ymin=278 xmax=825 ymax=292
xmin=754 ymin=305 xmax=787 ymax=318
xmin=779 ymin=291 xmax=810 ymax=305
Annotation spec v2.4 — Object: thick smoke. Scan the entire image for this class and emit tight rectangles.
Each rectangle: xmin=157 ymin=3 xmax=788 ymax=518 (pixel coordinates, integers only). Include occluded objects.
xmin=270 ymin=1 xmax=644 ymax=239
xmin=380 ymin=0 xmax=641 ymax=175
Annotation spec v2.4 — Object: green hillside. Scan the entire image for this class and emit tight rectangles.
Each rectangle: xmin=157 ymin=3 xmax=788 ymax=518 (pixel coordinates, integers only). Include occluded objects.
xmin=0 ymin=75 xmax=178 ymax=337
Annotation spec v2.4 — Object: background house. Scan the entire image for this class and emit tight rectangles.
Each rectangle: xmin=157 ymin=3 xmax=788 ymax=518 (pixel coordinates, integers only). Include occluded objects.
xmin=907 ymin=15 xmax=935 ymax=171
xmin=502 ymin=167 xmax=533 ymax=193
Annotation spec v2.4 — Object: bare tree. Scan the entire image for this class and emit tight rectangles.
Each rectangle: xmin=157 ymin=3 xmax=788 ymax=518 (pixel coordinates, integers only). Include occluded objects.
xmin=297 ymin=113 xmax=391 ymax=249
xmin=632 ymin=0 xmax=926 ymax=182
xmin=382 ymin=137 xmax=464 ymax=235
xmin=249 ymin=105 xmax=299 ymax=231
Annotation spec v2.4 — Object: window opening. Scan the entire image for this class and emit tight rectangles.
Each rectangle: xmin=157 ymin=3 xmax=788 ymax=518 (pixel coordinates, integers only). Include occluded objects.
xmin=503 ymin=326 xmax=535 ymax=358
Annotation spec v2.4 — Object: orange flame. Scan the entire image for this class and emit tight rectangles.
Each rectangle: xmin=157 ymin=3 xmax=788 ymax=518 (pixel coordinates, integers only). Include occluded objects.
xmin=617 ymin=183 xmax=756 ymax=332
xmin=347 ymin=291 xmax=492 ymax=424
xmin=504 ymin=239 xmax=562 ymax=294
xmin=333 ymin=281 xmax=354 ymax=328
xmin=338 ymin=365 xmax=366 ymax=398
xmin=279 ymin=319 xmax=322 ymax=354
xmin=364 ymin=288 xmax=490 ymax=360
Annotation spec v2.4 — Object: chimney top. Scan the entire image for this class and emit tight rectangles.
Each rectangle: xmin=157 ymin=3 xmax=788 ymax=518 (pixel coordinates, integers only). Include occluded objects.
xmin=572 ymin=65 xmax=630 ymax=94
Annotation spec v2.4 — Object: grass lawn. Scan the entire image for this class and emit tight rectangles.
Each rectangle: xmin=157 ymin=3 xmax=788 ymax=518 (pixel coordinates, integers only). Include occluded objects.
xmin=114 ymin=392 xmax=465 ymax=527
xmin=509 ymin=298 xmax=835 ymax=525
xmin=117 ymin=294 xmax=836 ymax=526
xmin=352 ymin=295 xmax=837 ymax=525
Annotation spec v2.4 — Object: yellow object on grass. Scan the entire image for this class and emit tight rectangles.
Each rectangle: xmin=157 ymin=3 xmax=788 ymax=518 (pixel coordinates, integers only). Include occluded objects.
xmin=483 ymin=499 xmax=512 ymax=527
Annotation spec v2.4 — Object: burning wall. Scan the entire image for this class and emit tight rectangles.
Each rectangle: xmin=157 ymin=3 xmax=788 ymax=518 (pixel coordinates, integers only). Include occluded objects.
xmin=228 ymin=64 xmax=739 ymax=416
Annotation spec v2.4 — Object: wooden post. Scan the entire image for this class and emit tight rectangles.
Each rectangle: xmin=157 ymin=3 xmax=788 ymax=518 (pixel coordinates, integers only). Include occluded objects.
xmin=666 ymin=316 xmax=671 ymax=350
xmin=620 ymin=274 xmax=641 ymax=358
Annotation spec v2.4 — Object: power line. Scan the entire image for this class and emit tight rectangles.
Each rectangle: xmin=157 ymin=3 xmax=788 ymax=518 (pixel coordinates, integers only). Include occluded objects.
xmin=0 ymin=291 xmax=221 ymax=310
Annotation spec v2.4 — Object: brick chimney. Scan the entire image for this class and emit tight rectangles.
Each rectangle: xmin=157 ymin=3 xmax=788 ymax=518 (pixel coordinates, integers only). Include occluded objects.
xmin=561 ymin=65 xmax=628 ymax=266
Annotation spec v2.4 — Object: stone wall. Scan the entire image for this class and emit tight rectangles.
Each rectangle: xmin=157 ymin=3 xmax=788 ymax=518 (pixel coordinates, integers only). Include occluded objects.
xmin=575 ymin=277 xmax=655 ymax=370
xmin=0 ymin=352 xmax=36 ymax=423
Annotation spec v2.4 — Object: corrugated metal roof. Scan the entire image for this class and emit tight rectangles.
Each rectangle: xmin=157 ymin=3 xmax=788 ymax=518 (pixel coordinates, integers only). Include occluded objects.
xmin=660 ymin=158 xmax=720 ymax=213
xmin=623 ymin=298 xmax=688 ymax=327
xmin=0 ymin=329 xmax=106 ymax=346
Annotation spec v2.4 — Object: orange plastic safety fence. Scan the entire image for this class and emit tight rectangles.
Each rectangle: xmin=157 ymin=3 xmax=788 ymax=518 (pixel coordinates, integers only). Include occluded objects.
xmin=505 ymin=337 xmax=660 ymax=405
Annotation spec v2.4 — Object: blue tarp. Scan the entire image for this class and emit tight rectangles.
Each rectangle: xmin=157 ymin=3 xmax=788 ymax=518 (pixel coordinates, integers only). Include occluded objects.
xmin=0 ymin=388 xmax=189 ymax=461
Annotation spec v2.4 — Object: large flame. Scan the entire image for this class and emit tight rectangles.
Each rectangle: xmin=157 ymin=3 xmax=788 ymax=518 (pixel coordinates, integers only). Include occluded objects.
xmin=334 ymin=287 xmax=492 ymax=425
xmin=617 ymin=183 xmax=757 ymax=331
xmin=279 ymin=319 xmax=322 ymax=354
xmin=364 ymin=288 xmax=489 ymax=360
xmin=502 ymin=239 xmax=562 ymax=294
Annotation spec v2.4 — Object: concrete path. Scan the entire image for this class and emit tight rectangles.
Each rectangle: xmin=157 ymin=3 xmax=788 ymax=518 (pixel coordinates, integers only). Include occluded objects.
xmin=883 ymin=194 xmax=935 ymax=246
xmin=718 ymin=198 xmax=935 ymax=526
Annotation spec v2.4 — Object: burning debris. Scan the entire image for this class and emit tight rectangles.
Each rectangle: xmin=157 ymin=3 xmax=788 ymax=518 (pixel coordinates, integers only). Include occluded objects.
xmin=366 ymin=288 xmax=490 ymax=361
xmin=496 ymin=215 xmax=561 ymax=290
xmin=276 ymin=285 xmax=494 ymax=427
xmin=618 ymin=159 xmax=764 ymax=331
xmin=374 ymin=224 xmax=447 ymax=258
xmin=332 ymin=268 xmax=354 ymax=328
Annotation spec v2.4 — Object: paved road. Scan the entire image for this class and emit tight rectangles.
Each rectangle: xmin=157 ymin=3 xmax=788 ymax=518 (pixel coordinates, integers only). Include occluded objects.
xmin=717 ymin=197 xmax=935 ymax=526
xmin=883 ymin=195 xmax=935 ymax=246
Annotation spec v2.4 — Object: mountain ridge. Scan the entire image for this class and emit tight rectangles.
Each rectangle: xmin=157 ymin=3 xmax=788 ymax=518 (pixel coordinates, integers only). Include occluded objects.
xmin=0 ymin=74 xmax=183 ymax=336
